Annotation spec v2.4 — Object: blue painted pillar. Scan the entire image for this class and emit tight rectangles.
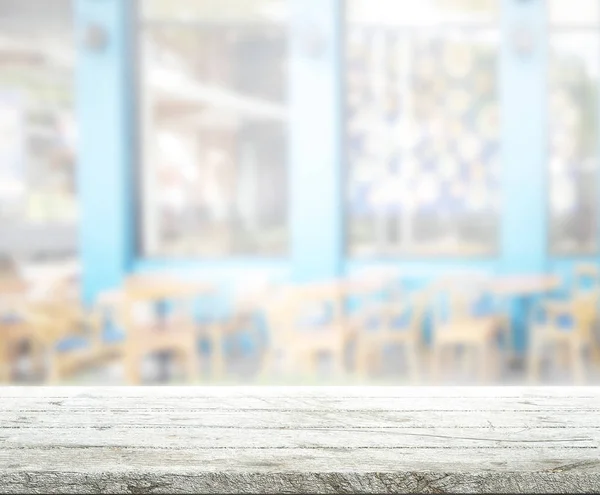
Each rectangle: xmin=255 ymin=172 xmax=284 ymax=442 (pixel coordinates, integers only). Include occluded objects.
xmin=499 ymin=0 xmax=547 ymax=275
xmin=75 ymin=0 xmax=134 ymax=303
xmin=289 ymin=0 xmax=344 ymax=283
xmin=499 ymin=0 xmax=548 ymax=352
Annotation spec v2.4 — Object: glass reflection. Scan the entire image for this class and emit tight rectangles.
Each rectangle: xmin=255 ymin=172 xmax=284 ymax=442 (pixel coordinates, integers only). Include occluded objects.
xmin=139 ymin=1 xmax=289 ymax=257
xmin=346 ymin=0 xmax=499 ymax=257
xmin=548 ymin=33 xmax=600 ymax=254
xmin=0 ymin=0 xmax=76 ymax=261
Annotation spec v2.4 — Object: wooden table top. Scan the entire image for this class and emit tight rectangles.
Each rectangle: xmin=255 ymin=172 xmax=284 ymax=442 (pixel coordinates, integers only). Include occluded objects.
xmin=124 ymin=275 xmax=216 ymax=300
xmin=0 ymin=386 xmax=598 ymax=493
xmin=486 ymin=274 xmax=561 ymax=296
xmin=0 ymin=276 xmax=29 ymax=296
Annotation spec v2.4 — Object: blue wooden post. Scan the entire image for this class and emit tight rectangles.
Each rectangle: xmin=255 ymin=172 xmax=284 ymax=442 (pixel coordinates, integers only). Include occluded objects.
xmin=75 ymin=0 xmax=135 ymax=303
xmin=289 ymin=0 xmax=344 ymax=283
xmin=499 ymin=0 xmax=548 ymax=352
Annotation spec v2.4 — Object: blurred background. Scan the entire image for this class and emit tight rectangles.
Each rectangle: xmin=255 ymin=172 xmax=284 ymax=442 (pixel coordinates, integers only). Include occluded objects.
xmin=1 ymin=0 xmax=600 ymax=386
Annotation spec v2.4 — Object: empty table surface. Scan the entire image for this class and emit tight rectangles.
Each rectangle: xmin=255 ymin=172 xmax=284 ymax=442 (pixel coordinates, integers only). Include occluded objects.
xmin=0 ymin=386 xmax=599 ymax=494
xmin=486 ymin=275 xmax=561 ymax=296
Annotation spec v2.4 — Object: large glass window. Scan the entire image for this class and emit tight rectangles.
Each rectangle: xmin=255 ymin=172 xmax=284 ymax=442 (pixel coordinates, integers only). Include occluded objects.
xmin=345 ymin=0 xmax=500 ymax=257
xmin=0 ymin=0 xmax=77 ymax=260
xmin=139 ymin=0 xmax=289 ymax=258
xmin=548 ymin=0 xmax=600 ymax=255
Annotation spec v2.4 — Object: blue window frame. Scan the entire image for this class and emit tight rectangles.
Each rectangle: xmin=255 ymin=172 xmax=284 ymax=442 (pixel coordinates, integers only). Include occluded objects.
xmin=76 ymin=0 xmax=565 ymax=310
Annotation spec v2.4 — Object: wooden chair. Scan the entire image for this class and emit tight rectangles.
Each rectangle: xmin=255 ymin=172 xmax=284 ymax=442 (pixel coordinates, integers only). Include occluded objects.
xmin=194 ymin=279 xmax=275 ymax=379
xmin=572 ymin=263 xmax=600 ymax=292
xmin=527 ymin=299 xmax=589 ymax=384
xmin=350 ymin=289 xmax=428 ymax=382
xmin=341 ymin=269 xmax=405 ymax=354
xmin=429 ymin=280 xmax=503 ymax=384
xmin=120 ymin=275 xmax=213 ymax=384
xmin=227 ymin=279 xmax=278 ymax=347
xmin=343 ymin=268 xmax=403 ymax=309
xmin=195 ymin=278 xmax=280 ymax=380
xmin=93 ymin=289 xmax=128 ymax=363
xmin=20 ymin=297 xmax=102 ymax=384
xmin=570 ymin=263 xmax=600 ymax=363
xmin=0 ymin=274 xmax=38 ymax=382
xmin=261 ymin=281 xmax=347 ymax=380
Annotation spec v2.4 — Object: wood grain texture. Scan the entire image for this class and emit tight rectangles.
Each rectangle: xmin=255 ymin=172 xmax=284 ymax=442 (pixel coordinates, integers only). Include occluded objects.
xmin=0 ymin=387 xmax=599 ymax=493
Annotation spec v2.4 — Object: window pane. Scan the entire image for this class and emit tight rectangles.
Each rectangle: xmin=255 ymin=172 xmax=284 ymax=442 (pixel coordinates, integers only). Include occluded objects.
xmin=0 ymin=0 xmax=77 ymax=260
xmin=139 ymin=2 xmax=289 ymax=257
xmin=346 ymin=12 xmax=499 ymax=257
xmin=548 ymin=33 xmax=600 ymax=254
xmin=549 ymin=0 xmax=600 ymax=27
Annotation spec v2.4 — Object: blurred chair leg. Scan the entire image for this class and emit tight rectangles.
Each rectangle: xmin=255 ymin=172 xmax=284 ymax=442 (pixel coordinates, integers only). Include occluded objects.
xmin=0 ymin=363 xmax=9 ymax=383
xmin=0 ymin=340 xmax=10 ymax=383
xmin=283 ymin=349 xmax=299 ymax=378
xmin=527 ymin=338 xmax=541 ymax=384
xmin=476 ymin=343 xmax=485 ymax=384
xmin=458 ymin=344 xmax=469 ymax=378
xmin=592 ymin=343 xmax=600 ymax=364
xmin=30 ymin=340 xmax=46 ymax=380
xmin=310 ymin=350 xmax=322 ymax=378
xmin=295 ymin=350 xmax=312 ymax=379
xmin=329 ymin=350 xmax=343 ymax=379
xmin=259 ymin=346 xmax=287 ymax=381
xmin=431 ymin=342 xmax=442 ymax=384
xmin=354 ymin=343 xmax=370 ymax=379
xmin=558 ymin=344 xmax=570 ymax=370
xmin=46 ymin=353 xmax=61 ymax=385
xmin=212 ymin=342 xmax=225 ymax=379
xmin=124 ymin=350 xmax=141 ymax=385
xmin=262 ymin=349 xmax=277 ymax=380
xmin=210 ymin=328 xmax=225 ymax=379
xmin=480 ymin=339 xmax=498 ymax=384
xmin=405 ymin=341 xmax=420 ymax=384
xmin=493 ymin=337 xmax=503 ymax=382
xmin=183 ymin=346 xmax=198 ymax=383
xmin=570 ymin=340 xmax=586 ymax=385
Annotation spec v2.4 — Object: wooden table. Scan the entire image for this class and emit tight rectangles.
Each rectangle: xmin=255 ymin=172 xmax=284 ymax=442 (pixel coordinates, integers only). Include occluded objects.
xmin=486 ymin=275 xmax=561 ymax=297
xmin=0 ymin=387 xmax=599 ymax=493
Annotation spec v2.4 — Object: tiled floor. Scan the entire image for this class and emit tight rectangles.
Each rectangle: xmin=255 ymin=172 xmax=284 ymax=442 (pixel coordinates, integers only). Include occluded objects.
xmin=11 ymin=349 xmax=600 ymax=386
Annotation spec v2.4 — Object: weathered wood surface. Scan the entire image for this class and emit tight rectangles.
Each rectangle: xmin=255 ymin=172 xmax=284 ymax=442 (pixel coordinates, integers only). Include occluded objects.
xmin=0 ymin=387 xmax=599 ymax=494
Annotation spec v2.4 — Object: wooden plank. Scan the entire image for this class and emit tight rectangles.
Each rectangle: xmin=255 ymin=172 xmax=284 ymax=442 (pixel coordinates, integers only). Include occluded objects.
xmin=1 ymin=445 xmax=599 ymax=473
xmin=1 ymin=396 xmax=598 ymax=412
xmin=0 ymin=385 xmax=596 ymax=398
xmin=1 ymin=409 xmax=596 ymax=429
xmin=3 ymin=426 xmax=598 ymax=449
xmin=0 ymin=387 xmax=599 ymax=493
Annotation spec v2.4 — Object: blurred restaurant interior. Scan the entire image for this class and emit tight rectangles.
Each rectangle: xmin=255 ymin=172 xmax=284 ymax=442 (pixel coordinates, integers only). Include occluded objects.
xmin=2 ymin=0 xmax=600 ymax=385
